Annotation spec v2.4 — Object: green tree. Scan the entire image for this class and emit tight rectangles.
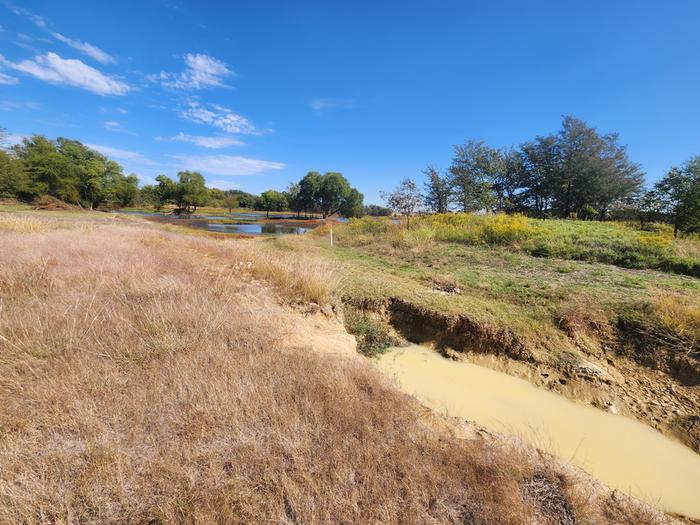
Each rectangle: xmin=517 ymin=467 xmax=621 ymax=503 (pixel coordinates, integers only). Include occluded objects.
xmin=257 ymin=189 xmax=287 ymax=218
xmin=13 ymin=135 xmax=78 ymax=202
xmin=340 ymin=187 xmax=364 ymax=218
xmin=285 ymin=182 xmax=304 ymax=217
xmin=382 ymin=178 xmax=423 ymax=228
xmin=517 ymin=136 xmax=559 ymax=218
xmin=317 ymin=172 xmax=363 ymax=218
xmin=208 ymin=188 xmax=227 ymax=207
xmin=448 ymin=140 xmax=499 ymax=212
xmin=223 ymin=192 xmax=239 ymax=213
xmin=298 ymin=171 xmax=321 ymax=217
xmin=363 ymin=204 xmax=392 ymax=217
xmin=422 ymin=165 xmax=450 ymax=213
xmin=550 ymin=116 xmax=643 ymax=219
xmin=652 ymin=157 xmax=700 ymax=237
xmin=0 ymin=150 xmax=38 ymax=200
xmin=8 ymin=134 xmax=137 ymax=208
xmin=153 ymin=174 xmax=177 ymax=210
xmin=111 ymin=173 xmax=139 ymax=207
xmin=57 ymin=138 xmax=105 ymax=209
xmin=176 ymin=171 xmax=208 ymax=212
xmin=492 ymin=148 xmax=522 ymax=212
xmin=235 ymin=190 xmax=257 ymax=208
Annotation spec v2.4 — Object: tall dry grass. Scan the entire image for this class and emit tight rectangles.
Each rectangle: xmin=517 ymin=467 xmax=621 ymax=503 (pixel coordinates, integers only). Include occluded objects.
xmin=0 ymin=213 xmax=667 ymax=524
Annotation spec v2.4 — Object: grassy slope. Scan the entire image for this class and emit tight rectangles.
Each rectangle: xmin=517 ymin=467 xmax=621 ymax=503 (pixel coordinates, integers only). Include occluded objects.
xmin=1 ymin=210 xmax=668 ymax=524
xmin=271 ymin=217 xmax=699 ymax=374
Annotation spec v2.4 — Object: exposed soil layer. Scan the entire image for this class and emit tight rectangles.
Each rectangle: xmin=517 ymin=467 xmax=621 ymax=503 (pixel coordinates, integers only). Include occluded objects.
xmin=351 ymin=295 xmax=700 ymax=453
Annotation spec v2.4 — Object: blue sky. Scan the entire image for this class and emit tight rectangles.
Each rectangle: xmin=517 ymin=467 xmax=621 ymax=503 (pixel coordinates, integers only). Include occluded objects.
xmin=1 ymin=0 xmax=698 ymax=204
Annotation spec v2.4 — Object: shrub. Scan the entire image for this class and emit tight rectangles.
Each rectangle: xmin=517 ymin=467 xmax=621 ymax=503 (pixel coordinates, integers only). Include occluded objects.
xmin=331 ymin=216 xmax=395 ymax=245
xmin=422 ymin=213 xmax=536 ymax=246
xmin=388 ymin=223 xmax=435 ymax=250
xmin=482 ymin=214 xmax=534 ymax=244
xmin=343 ymin=308 xmax=396 ymax=356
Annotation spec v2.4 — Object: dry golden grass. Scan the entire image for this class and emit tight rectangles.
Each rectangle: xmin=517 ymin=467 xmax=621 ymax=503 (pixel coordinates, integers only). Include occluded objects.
xmin=648 ymin=294 xmax=700 ymax=358
xmin=0 ymin=215 xmax=47 ymax=233
xmin=0 ymin=213 xmax=668 ymax=524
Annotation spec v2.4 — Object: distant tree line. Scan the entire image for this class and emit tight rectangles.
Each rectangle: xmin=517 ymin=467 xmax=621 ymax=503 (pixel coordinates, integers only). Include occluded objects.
xmin=257 ymin=171 xmax=365 ymax=218
xmin=0 ymin=130 xmax=368 ymax=218
xmin=138 ymin=173 xmax=257 ymax=213
xmin=404 ymin=116 xmax=699 ymax=236
xmin=0 ymin=132 xmax=139 ymax=209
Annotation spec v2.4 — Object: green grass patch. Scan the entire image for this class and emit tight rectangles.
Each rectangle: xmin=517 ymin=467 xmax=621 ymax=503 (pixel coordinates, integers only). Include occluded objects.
xmin=329 ymin=214 xmax=700 ymax=277
xmin=343 ymin=307 xmax=397 ymax=357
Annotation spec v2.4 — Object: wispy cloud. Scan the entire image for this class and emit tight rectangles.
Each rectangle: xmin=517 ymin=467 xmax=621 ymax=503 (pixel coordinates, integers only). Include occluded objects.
xmin=86 ymin=143 xmax=156 ymax=165
xmin=100 ymin=107 xmax=128 ymax=114
xmin=170 ymin=154 xmax=284 ymax=176
xmin=0 ymin=72 xmax=19 ymax=85
xmin=104 ymin=121 xmax=136 ymax=135
xmin=153 ymin=53 xmax=232 ymax=89
xmin=180 ymin=101 xmax=258 ymax=134
xmin=5 ymin=3 xmax=47 ymax=28
xmin=207 ymin=179 xmax=239 ymax=190
xmin=309 ymin=98 xmax=357 ymax=111
xmin=51 ymin=32 xmax=115 ymax=64
xmin=6 ymin=4 xmax=115 ymax=64
xmin=0 ymin=52 xmax=130 ymax=96
xmin=157 ymin=132 xmax=246 ymax=149
xmin=0 ymin=99 xmax=42 ymax=111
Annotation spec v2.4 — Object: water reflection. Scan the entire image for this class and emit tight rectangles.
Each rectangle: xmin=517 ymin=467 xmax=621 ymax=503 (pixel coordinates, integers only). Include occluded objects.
xmin=117 ymin=210 xmax=311 ymax=236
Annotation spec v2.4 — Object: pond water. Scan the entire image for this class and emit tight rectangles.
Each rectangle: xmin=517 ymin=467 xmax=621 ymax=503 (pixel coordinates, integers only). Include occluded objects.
xmin=117 ymin=210 xmax=310 ymax=235
xmin=376 ymin=344 xmax=700 ymax=519
xmin=204 ymin=222 xmax=309 ymax=235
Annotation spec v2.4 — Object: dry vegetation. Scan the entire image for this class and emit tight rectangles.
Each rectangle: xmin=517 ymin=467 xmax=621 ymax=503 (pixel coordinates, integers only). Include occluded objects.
xmin=0 ymin=212 xmax=672 ymax=524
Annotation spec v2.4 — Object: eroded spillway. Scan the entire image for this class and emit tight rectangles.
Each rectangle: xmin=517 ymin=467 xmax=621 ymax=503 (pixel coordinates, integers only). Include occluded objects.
xmin=376 ymin=345 xmax=700 ymax=519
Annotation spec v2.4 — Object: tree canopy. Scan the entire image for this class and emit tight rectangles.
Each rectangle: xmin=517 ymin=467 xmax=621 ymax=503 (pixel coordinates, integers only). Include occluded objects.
xmin=647 ymin=156 xmax=700 ymax=236
xmin=1 ymin=134 xmax=139 ymax=208
xmin=424 ymin=116 xmax=646 ymax=220
xmin=256 ymin=190 xmax=288 ymax=218
xmin=382 ymin=178 xmax=423 ymax=227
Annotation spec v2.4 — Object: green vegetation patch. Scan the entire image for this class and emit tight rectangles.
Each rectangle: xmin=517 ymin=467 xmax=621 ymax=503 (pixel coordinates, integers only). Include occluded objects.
xmin=330 ymin=214 xmax=700 ymax=277
xmin=343 ymin=307 xmax=398 ymax=357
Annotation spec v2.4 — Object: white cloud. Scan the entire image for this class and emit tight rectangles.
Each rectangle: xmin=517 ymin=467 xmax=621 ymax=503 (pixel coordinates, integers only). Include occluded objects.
xmin=157 ymin=132 xmax=246 ymax=149
xmin=6 ymin=4 xmax=46 ymax=28
xmin=1 ymin=132 xmax=27 ymax=146
xmin=0 ymin=72 xmax=19 ymax=85
xmin=207 ymin=179 xmax=239 ymax=190
xmin=86 ymin=143 xmax=156 ymax=165
xmin=104 ymin=121 xmax=136 ymax=135
xmin=5 ymin=4 xmax=114 ymax=64
xmin=155 ymin=53 xmax=232 ymax=90
xmin=180 ymin=101 xmax=258 ymax=134
xmin=170 ymin=154 xmax=284 ymax=176
xmin=51 ymin=32 xmax=115 ymax=64
xmin=0 ymin=52 xmax=130 ymax=96
xmin=309 ymin=98 xmax=357 ymax=111
xmin=100 ymin=107 xmax=128 ymax=114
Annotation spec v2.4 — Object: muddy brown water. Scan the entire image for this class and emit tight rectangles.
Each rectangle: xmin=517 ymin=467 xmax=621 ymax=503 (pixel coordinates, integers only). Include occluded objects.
xmin=376 ymin=345 xmax=700 ymax=519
